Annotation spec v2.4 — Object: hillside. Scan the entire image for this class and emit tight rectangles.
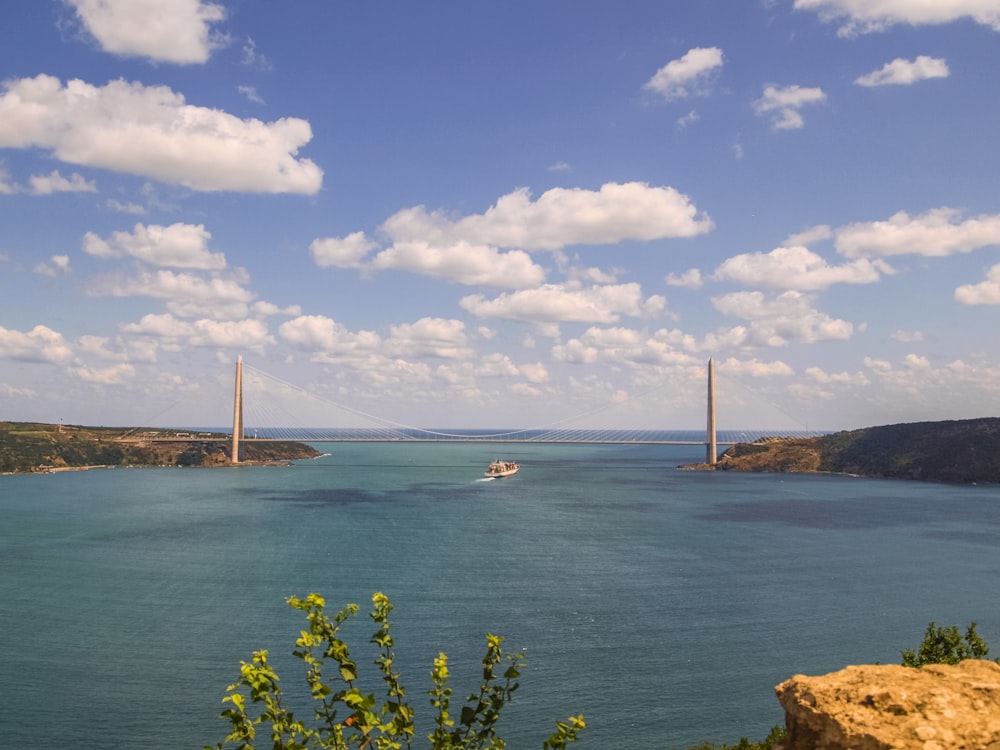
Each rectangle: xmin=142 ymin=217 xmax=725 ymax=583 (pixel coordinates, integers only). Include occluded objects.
xmin=0 ymin=422 xmax=321 ymax=474
xmin=694 ymin=417 xmax=1000 ymax=484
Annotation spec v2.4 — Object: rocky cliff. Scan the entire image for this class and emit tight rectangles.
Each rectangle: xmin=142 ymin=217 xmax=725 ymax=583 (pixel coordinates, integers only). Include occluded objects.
xmin=775 ymin=660 xmax=1000 ymax=750
xmin=693 ymin=417 xmax=1000 ymax=484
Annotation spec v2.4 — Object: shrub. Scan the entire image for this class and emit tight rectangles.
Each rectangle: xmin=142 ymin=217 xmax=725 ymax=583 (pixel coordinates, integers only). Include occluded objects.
xmin=206 ymin=592 xmax=585 ymax=750
xmin=900 ymin=621 xmax=995 ymax=667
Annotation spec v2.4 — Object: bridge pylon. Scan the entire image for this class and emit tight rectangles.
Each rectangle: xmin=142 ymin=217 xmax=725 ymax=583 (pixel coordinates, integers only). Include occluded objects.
xmin=706 ymin=358 xmax=717 ymax=464
xmin=232 ymin=355 xmax=243 ymax=464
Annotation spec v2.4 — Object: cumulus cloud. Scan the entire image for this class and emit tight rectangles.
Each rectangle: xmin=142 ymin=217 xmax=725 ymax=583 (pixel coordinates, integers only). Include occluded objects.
xmin=713 ymin=245 xmax=888 ymax=290
xmin=643 ymin=47 xmax=724 ymax=100
xmin=279 ymin=315 xmax=381 ymax=360
xmin=451 ymin=182 xmax=713 ymax=249
xmin=835 ymin=207 xmax=1000 ymax=258
xmin=553 ymin=326 xmax=699 ymax=367
xmin=66 ymin=0 xmax=228 ymax=64
xmin=0 ymin=324 xmax=74 ymax=363
xmin=314 ymin=182 xmax=711 ymax=287
xmin=89 ymin=269 xmax=255 ymax=319
xmin=29 ymin=170 xmax=97 ymax=194
xmin=73 ymin=362 xmax=136 ymax=384
xmin=855 ymin=56 xmax=950 ymax=86
xmin=460 ymin=283 xmax=666 ymax=324
xmin=753 ymin=84 xmax=827 ymax=129
xmin=0 ymin=75 xmax=322 ymax=194
xmin=712 ymin=290 xmax=854 ymax=346
xmin=384 ymin=318 xmax=472 ymax=359
xmin=666 ymin=268 xmax=703 ymax=288
xmin=794 ymin=0 xmax=1000 ymax=35
xmin=83 ymin=222 xmax=226 ymax=269
xmin=372 ymin=241 xmax=546 ymax=289
xmin=310 ymin=232 xmax=379 ymax=269
xmin=955 ymin=263 xmax=1000 ymax=305
xmin=805 ymin=365 xmax=870 ymax=386
xmin=122 ymin=313 xmax=273 ymax=349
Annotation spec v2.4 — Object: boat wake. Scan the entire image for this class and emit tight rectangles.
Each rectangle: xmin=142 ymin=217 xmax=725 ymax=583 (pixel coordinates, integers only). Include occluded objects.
xmin=475 ymin=477 xmax=495 ymax=483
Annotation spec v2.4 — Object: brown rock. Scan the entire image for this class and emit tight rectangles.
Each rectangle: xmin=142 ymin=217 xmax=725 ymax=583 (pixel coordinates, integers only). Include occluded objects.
xmin=775 ymin=660 xmax=1000 ymax=750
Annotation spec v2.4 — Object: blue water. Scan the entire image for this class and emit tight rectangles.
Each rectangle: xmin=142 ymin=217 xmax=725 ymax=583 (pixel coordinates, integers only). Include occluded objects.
xmin=2 ymin=442 xmax=999 ymax=749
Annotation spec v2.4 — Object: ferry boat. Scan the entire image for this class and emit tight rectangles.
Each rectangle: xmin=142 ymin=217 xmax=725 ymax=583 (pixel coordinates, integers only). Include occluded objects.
xmin=485 ymin=460 xmax=519 ymax=478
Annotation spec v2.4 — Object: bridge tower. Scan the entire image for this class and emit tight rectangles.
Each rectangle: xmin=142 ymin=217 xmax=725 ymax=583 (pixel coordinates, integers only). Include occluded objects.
xmin=706 ymin=358 xmax=717 ymax=464
xmin=231 ymin=355 xmax=243 ymax=464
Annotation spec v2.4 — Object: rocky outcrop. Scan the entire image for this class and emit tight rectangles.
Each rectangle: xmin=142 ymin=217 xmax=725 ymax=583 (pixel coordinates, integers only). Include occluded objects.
xmin=775 ymin=660 xmax=1000 ymax=750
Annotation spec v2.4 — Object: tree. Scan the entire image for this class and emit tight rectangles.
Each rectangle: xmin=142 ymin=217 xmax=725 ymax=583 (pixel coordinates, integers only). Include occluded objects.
xmin=206 ymin=592 xmax=585 ymax=750
xmin=900 ymin=621 xmax=995 ymax=667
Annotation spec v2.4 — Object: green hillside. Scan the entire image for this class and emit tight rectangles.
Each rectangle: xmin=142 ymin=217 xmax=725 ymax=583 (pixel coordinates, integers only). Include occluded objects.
xmin=0 ymin=421 xmax=320 ymax=474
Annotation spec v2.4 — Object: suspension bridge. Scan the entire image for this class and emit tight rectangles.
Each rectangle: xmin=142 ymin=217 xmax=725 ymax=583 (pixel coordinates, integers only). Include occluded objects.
xmin=227 ymin=357 xmax=823 ymax=466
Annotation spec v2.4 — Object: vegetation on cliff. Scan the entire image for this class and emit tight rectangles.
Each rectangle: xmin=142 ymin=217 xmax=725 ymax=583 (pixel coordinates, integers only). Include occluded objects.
xmin=701 ymin=417 xmax=1000 ymax=483
xmin=0 ymin=421 xmax=320 ymax=473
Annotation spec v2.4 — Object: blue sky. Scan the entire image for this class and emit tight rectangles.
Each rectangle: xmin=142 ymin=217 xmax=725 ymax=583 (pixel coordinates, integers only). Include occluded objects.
xmin=2 ymin=0 xmax=1000 ymax=432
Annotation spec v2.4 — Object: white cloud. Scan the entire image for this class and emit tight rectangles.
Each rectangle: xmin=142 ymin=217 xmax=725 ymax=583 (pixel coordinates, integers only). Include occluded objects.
xmin=855 ymin=56 xmax=950 ymax=86
xmin=322 ymin=182 xmax=712 ymax=287
xmin=643 ymin=47 xmax=724 ymax=100
xmin=753 ymin=84 xmax=827 ymax=129
xmin=0 ymin=166 xmax=17 ymax=194
xmin=0 ymin=75 xmax=322 ymax=194
xmin=89 ymin=269 xmax=254 ymax=319
xmin=384 ymin=318 xmax=472 ymax=359
xmin=34 ymin=255 xmax=71 ymax=277
xmin=83 ymin=222 xmax=226 ymax=269
xmin=955 ymin=263 xmax=1000 ymax=304
xmin=237 ymin=85 xmax=265 ymax=104
xmin=460 ymin=283 xmax=666 ymax=324
xmin=105 ymin=198 xmax=145 ymax=214
xmin=666 ymin=268 xmax=703 ymax=288
xmin=713 ymin=245 xmax=887 ymax=290
xmin=279 ymin=315 xmax=381 ymax=358
xmin=372 ymin=241 xmax=546 ymax=289
xmin=73 ymin=362 xmax=135 ymax=384
xmin=720 ymin=357 xmax=795 ymax=377
xmin=0 ymin=324 xmax=74 ymax=363
xmin=890 ymin=329 xmax=925 ymax=342
xmin=553 ymin=326 xmax=699 ymax=367
xmin=251 ymin=301 xmax=301 ymax=317
xmin=383 ymin=182 xmax=713 ymax=252
xmin=785 ymin=225 xmax=833 ymax=247
xmin=310 ymin=232 xmax=379 ymax=269
xmin=122 ymin=313 xmax=273 ymax=349
xmin=805 ymin=365 xmax=870 ymax=385
xmin=66 ymin=0 xmax=227 ymax=64
xmin=835 ymin=207 xmax=1000 ymax=258
xmin=29 ymin=170 xmax=97 ymax=194
xmin=794 ymin=0 xmax=1000 ymax=35
xmin=712 ymin=290 xmax=854 ymax=346
xmin=677 ymin=110 xmax=701 ymax=129
xmin=241 ymin=36 xmax=273 ymax=70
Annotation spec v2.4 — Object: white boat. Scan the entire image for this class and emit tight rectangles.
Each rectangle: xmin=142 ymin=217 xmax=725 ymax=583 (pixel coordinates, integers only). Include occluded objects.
xmin=485 ymin=460 xmax=519 ymax=478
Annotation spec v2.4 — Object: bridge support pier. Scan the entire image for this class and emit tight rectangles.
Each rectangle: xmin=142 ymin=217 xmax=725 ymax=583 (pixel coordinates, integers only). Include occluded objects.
xmin=706 ymin=358 xmax=717 ymax=465
xmin=232 ymin=355 xmax=243 ymax=465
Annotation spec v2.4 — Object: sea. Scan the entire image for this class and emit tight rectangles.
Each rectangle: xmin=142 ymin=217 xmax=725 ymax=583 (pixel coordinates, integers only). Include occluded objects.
xmin=2 ymin=438 xmax=1000 ymax=749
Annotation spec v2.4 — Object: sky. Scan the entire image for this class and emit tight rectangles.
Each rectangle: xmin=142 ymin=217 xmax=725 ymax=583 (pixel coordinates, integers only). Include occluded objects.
xmin=2 ymin=0 xmax=1000 ymax=432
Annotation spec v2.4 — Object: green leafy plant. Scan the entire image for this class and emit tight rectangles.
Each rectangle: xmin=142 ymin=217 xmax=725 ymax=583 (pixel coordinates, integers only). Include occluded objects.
xmin=900 ymin=621 xmax=996 ymax=667
xmin=206 ymin=592 xmax=585 ymax=750
xmin=684 ymin=725 xmax=786 ymax=750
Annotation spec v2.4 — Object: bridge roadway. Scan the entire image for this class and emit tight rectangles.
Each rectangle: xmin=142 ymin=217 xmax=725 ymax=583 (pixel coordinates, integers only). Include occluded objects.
xmin=120 ymin=436 xmax=737 ymax=445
